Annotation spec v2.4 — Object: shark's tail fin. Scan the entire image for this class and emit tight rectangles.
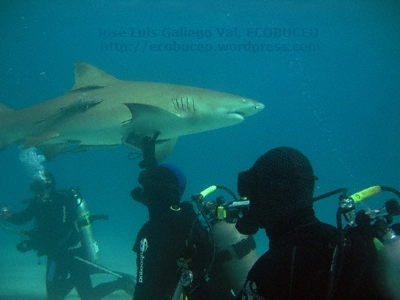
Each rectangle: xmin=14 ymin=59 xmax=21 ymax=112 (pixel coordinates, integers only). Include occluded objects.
xmin=0 ymin=103 xmax=13 ymax=113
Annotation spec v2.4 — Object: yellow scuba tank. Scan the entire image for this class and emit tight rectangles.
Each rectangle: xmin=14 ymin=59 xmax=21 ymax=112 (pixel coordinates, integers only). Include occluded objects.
xmin=210 ymin=219 xmax=259 ymax=296
xmin=193 ymin=185 xmax=259 ymax=297
xmin=71 ymin=187 xmax=99 ymax=263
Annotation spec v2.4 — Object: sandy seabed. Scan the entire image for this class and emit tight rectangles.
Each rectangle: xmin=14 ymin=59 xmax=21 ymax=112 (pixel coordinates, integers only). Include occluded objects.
xmin=0 ymin=228 xmax=135 ymax=300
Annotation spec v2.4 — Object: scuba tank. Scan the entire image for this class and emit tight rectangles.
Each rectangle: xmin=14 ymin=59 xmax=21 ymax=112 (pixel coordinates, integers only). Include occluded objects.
xmin=191 ymin=185 xmax=259 ymax=298
xmin=314 ymin=185 xmax=400 ymax=299
xmin=70 ymin=187 xmax=99 ymax=263
xmin=210 ymin=218 xmax=259 ymax=296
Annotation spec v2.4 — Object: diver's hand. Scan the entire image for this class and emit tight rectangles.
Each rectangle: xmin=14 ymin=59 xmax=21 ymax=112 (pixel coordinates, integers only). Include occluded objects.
xmin=138 ymin=132 xmax=160 ymax=169
xmin=1 ymin=205 xmax=11 ymax=220
xmin=16 ymin=240 xmax=34 ymax=253
xmin=115 ymin=272 xmax=136 ymax=296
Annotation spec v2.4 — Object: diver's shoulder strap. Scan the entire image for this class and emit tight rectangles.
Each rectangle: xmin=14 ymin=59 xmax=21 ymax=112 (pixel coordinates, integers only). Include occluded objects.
xmin=215 ymin=235 xmax=256 ymax=262
xmin=57 ymin=188 xmax=76 ymax=202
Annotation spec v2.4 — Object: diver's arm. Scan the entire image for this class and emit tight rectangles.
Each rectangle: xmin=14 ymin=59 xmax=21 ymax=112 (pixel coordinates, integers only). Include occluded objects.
xmin=138 ymin=131 xmax=160 ymax=169
xmin=6 ymin=203 xmax=34 ymax=225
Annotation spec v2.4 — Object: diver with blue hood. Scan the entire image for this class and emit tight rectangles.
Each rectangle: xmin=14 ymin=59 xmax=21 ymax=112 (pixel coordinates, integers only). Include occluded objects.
xmin=130 ymin=133 xmax=213 ymax=299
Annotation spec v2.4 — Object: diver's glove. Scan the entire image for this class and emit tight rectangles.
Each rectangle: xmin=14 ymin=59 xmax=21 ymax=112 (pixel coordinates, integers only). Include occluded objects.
xmin=16 ymin=240 xmax=34 ymax=253
xmin=138 ymin=132 xmax=160 ymax=169
xmin=116 ymin=272 xmax=136 ymax=296
xmin=130 ymin=187 xmax=144 ymax=203
xmin=1 ymin=205 xmax=11 ymax=220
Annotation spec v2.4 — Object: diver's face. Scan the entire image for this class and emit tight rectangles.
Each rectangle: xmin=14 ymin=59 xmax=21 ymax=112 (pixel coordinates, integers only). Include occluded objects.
xmin=40 ymin=188 xmax=52 ymax=202
xmin=32 ymin=187 xmax=52 ymax=203
xmin=30 ymin=179 xmax=53 ymax=203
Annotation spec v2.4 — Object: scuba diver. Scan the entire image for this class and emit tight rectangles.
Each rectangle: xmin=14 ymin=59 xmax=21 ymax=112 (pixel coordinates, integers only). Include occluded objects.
xmin=235 ymin=147 xmax=387 ymax=300
xmin=131 ymin=163 xmax=215 ymax=299
xmin=130 ymin=133 xmax=259 ymax=299
xmin=1 ymin=170 xmax=134 ymax=300
xmin=130 ymin=134 xmax=214 ymax=299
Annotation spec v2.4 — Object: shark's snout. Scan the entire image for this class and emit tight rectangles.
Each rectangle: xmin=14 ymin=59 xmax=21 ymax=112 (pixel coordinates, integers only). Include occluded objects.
xmin=232 ymin=98 xmax=264 ymax=118
xmin=227 ymin=100 xmax=264 ymax=122
xmin=255 ymin=103 xmax=265 ymax=111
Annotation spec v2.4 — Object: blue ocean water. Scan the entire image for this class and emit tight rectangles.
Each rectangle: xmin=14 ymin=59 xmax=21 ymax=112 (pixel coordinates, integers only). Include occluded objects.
xmin=0 ymin=0 xmax=399 ymax=297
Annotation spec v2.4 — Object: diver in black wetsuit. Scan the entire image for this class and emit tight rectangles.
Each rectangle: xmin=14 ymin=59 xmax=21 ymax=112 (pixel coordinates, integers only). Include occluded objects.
xmin=235 ymin=147 xmax=385 ymax=300
xmin=131 ymin=163 xmax=214 ymax=300
xmin=130 ymin=135 xmax=212 ymax=300
xmin=4 ymin=170 xmax=134 ymax=300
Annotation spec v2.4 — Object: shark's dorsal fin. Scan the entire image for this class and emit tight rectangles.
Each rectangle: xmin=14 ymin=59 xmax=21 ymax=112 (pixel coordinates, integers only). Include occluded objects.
xmin=71 ymin=62 xmax=118 ymax=91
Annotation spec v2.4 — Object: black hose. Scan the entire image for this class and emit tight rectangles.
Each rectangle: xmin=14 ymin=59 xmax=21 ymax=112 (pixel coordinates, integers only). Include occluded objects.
xmin=381 ymin=186 xmax=400 ymax=199
xmin=215 ymin=185 xmax=239 ymax=201
xmin=313 ymin=188 xmax=347 ymax=202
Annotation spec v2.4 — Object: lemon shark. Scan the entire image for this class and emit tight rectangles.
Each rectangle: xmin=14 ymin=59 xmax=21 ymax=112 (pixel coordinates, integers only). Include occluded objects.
xmin=0 ymin=63 xmax=264 ymax=161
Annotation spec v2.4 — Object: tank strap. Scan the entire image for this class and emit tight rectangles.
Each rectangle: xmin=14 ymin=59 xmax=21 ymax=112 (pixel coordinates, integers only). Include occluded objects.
xmin=216 ymin=235 xmax=256 ymax=262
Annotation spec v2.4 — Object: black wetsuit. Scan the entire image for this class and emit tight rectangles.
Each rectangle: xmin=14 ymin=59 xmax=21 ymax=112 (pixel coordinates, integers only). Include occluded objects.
xmin=236 ymin=211 xmax=384 ymax=300
xmin=8 ymin=190 xmax=125 ymax=300
xmin=132 ymin=201 xmax=211 ymax=300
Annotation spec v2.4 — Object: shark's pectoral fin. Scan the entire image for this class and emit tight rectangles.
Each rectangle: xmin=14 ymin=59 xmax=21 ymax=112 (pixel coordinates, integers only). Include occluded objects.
xmin=155 ymin=138 xmax=177 ymax=162
xmin=124 ymin=131 xmax=177 ymax=163
xmin=34 ymin=143 xmax=69 ymax=161
xmin=23 ymin=132 xmax=60 ymax=149
xmin=123 ymin=103 xmax=183 ymax=162
xmin=124 ymin=103 xmax=182 ymax=121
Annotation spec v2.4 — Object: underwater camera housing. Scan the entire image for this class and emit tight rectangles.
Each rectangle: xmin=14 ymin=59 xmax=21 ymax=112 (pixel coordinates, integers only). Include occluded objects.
xmin=359 ymin=198 xmax=400 ymax=243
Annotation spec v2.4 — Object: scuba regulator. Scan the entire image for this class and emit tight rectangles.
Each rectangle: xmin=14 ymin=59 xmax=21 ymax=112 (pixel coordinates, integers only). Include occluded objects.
xmin=314 ymin=185 xmax=400 ymax=246
xmin=191 ymin=185 xmax=250 ymax=224
xmin=189 ymin=185 xmax=259 ymax=299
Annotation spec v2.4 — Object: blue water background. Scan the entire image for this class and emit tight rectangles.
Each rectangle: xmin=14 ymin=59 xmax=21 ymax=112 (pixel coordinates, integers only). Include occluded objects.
xmin=0 ymin=0 xmax=399 ymax=275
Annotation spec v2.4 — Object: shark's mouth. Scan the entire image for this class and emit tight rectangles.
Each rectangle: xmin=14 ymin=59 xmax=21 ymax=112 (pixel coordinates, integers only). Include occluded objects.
xmin=229 ymin=111 xmax=246 ymax=120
